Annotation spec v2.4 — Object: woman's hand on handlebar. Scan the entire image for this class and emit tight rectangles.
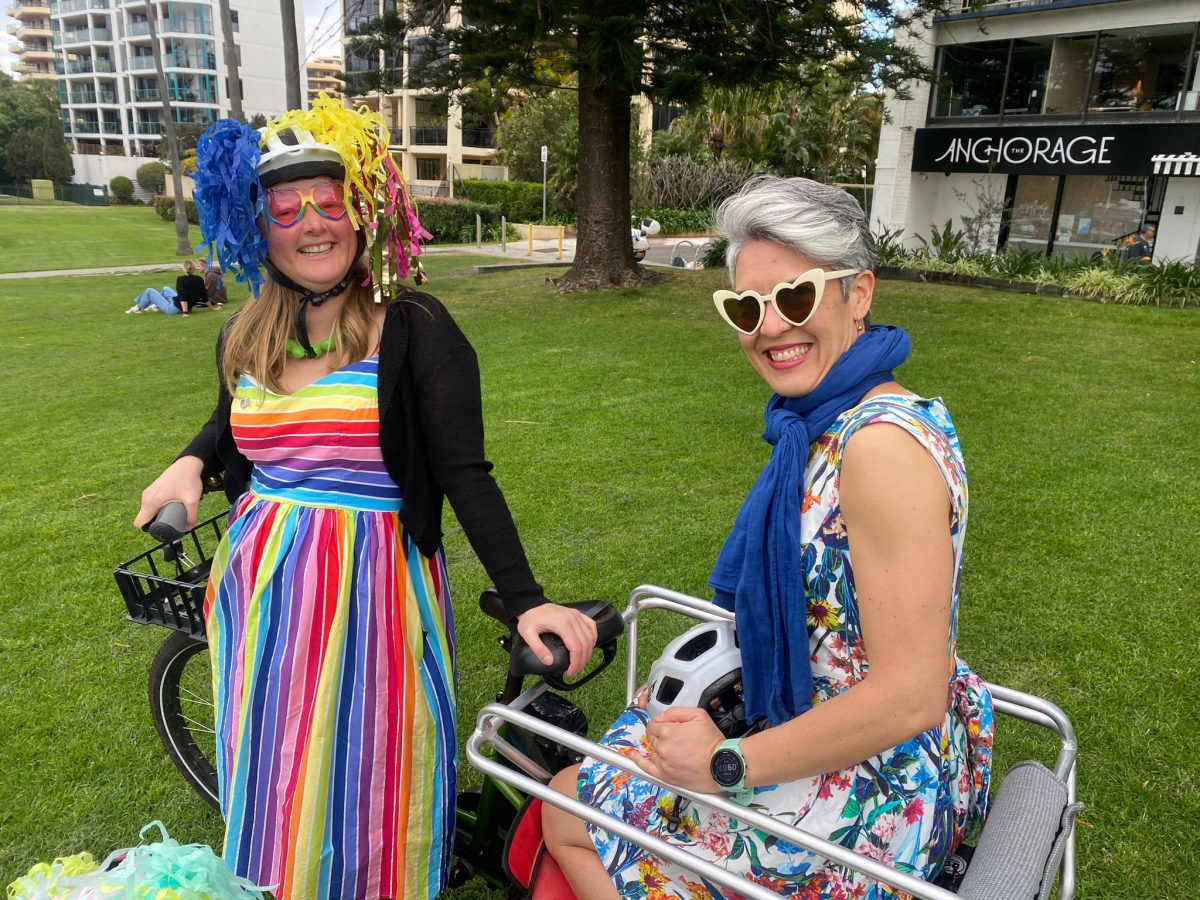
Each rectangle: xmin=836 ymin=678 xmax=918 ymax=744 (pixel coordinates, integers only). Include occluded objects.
xmin=515 ymin=602 xmax=599 ymax=677
xmin=133 ymin=456 xmax=206 ymax=532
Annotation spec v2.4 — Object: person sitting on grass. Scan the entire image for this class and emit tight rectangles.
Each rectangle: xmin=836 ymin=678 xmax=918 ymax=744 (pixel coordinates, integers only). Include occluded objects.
xmin=173 ymin=259 xmax=208 ymax=316
xmin=125 ymin=284 xmax=180 ymax=315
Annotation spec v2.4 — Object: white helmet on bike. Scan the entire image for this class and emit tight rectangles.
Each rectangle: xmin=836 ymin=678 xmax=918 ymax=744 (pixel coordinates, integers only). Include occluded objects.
xmin=645 ymin=620 xmax=750 ymax=738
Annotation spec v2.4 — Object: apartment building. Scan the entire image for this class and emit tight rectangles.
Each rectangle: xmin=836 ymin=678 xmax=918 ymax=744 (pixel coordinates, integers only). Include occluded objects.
xmin=5 ymin=0 xmax=303 ymax=187
xmin=7 ymin=0 xmax=57 ymax=81
xmin=306 ymin=54 xmax=341 ymax=104
xmin=342 ymin=0 xmax=502 ymax=196
xmin=873 ymin=0 xmax=1200 ymax=262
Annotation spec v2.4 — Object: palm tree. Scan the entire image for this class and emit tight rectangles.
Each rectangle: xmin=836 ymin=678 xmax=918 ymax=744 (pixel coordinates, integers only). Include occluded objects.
xmin=218 ymin=0 xmax=243 ymax=120
xmin=145 ymin=1 xmax=191 ymax=255
xmin=280 ymin=0 xmax=302 ymax=109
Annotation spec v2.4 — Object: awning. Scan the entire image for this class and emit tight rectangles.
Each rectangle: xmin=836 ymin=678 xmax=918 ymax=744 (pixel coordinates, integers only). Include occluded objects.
xmin=1152 ymin=153 xmax=1200 ymax=176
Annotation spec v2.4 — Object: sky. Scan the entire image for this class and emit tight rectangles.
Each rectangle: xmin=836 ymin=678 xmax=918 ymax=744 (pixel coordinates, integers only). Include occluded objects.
xmin=0 ymin=1 xmax=343 ymax=78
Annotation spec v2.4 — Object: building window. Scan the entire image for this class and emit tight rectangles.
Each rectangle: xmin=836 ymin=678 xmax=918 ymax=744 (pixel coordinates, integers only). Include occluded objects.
xmin=1090 ymin=27 xmax=1193 ymax=114
xmin=415 ymin=157 xmax=441 ymax=181
xmin=934 ymin=24 xmax=1200 ymax=120
xmin=933 ymin=40 xmax=1008 ymax=117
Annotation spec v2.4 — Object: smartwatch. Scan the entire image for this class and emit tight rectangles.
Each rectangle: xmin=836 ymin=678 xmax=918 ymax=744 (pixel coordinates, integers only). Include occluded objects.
xmin=709 ymin=738 xmax=754 ymax=805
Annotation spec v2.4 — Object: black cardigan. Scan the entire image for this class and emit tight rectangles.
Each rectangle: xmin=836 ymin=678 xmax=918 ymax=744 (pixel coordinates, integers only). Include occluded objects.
xmin=180 ymin=291 xmax=548 ymax=617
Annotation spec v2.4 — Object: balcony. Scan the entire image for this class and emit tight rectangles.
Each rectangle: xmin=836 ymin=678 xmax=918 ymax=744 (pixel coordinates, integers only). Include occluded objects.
xmin=15 ymin=23 xmax=54 ymax=39
xmin=127 ymin=55 xmax=155 ymax=71
xmin=8 ymin=2 xmax=51 ymax=19
xmin=164 ymin=51 xmax=216 ymax=70
xmin=21 ymin=46 xmax=56 ymax=59
xmin=461 ymin=128 xmax=494 ymax=148
xmin=53 ymin=0 xmax=108 ymax=12
xmin=131 ymin=86 xmax=158 ymax=101
xmin=100 ymin=119 xmax=120 ymax=133
xmin=70 ymin=119 xmax=101 ymax=133
xmin=135 ymin=120 xmax=163 ymax=134
xmin=96 ymin=88 xmax=116 ymax=102
xmin=410 ymin=125 xmax=447 ymax=145
xmin=69 ymin=89 xmax=98 ymax=103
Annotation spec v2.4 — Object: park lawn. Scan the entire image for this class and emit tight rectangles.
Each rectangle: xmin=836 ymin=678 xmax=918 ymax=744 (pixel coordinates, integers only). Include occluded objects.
xmin=0 ymin=260 xmax=1196 ymax=898
xmin=0 ymin=205 xmax=204 ymax=273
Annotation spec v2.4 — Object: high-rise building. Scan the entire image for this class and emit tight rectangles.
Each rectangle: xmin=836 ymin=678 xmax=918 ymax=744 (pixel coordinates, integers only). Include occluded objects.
xmin=306 ymin=54 xmax=342 ymax=103
xmin=342 ymin=1 xmax=503 ymax=196
xmin=7 ymin=0 xmax=57 ymax=81
xmin=874 ymin=0 xmax=1200 ymax=263
xmin=1 ymin=0 xmax=305 ymax=186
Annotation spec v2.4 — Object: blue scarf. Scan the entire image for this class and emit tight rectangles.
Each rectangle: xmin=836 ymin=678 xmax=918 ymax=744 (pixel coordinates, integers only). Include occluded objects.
xmin=709 ymin=325 xmax=912 ymax=727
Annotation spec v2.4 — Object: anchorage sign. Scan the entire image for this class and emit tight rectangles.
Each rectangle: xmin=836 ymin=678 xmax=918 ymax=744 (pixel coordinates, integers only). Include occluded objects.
xmin=912 ymin=123 xmax=1200 ymax=176
xmin=936 ymin=134 xmax=1113 ymax=167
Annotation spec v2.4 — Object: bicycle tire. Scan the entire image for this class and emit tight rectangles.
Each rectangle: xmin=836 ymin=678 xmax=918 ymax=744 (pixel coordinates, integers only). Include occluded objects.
xmin=149 ymin=631 xmax=220 ymax=810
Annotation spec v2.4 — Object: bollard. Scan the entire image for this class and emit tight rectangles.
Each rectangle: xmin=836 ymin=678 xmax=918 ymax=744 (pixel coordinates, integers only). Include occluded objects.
xmin=528 ymin=224 xmax=533 ymax=258
xmin=476 ymin=214 xmax=482 ymax=249
xmin=557 ymin=226 xmax=564 ymax=261
xmin=501 ymin=216 xmax=507 ymax=253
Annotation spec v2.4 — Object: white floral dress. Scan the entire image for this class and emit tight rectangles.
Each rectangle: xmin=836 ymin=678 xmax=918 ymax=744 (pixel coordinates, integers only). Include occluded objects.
xmin=578 ymin=395 xmax=994 ymax=899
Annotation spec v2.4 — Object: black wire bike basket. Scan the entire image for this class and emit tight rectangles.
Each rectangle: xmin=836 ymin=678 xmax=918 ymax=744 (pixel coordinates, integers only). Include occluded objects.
xmin=114 ymin=511 xmax=228 ymax=640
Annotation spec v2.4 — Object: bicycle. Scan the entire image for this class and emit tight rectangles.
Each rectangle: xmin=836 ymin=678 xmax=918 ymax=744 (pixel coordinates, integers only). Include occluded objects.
xmin=112 ymin=503 xmax=626 ymax=888
xmin=114 ymin=500 xmax=225 ymax=810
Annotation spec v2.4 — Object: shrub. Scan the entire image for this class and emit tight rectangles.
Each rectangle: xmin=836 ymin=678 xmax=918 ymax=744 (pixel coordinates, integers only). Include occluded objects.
xmin=633 ymin=207 xmax=712 ymax=235
xmin=416 ymin=197 xmax=501 ymax=243
xmin=631 ymin=155 xmax=759 ymax=210
xmin=701 ymin=237 xmax=728 ymax=270
xmin=109 ymin=176 xmax=134 ymax=204
xmin=458 ymin=179 xmax=544 ymax=222
xmin=136 ymin=161 xmax=169 ymax=194
xmin=153 ymin=195 xmax=198 ymax=225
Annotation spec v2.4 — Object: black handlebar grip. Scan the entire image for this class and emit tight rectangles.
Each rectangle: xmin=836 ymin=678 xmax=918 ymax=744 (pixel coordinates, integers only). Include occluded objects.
xmin=147 ymin=500 xmax=188 ymax=543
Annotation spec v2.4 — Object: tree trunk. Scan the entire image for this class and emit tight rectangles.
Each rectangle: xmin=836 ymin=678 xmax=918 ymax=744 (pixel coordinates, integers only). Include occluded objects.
xmin=218 ymin=0 xmax=243 ymax=120
xmin=557 ymin=66 xmax=662 ymax=292
xmin=280 ymin=0 xmax=302 ymax=110
xmin=146 ymin=3 xmax=192 ymax=256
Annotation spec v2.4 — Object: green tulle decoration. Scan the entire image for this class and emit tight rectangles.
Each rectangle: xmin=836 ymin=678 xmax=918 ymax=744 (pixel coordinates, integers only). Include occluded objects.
xmin=288 ymin=336 xmax=338 ymax=359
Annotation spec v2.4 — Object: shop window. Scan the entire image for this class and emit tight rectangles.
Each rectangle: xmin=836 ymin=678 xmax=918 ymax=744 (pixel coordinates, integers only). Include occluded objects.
xmin=1005 ymin=175 xmax=1058 ymax=254
xmin=1090 ymin=26 xmax=1193 ymax=114
xmin=933 ymin=41 xmax=1008 ymax=117
xmin=1053 ymin=175 xmax=1147 ymax=259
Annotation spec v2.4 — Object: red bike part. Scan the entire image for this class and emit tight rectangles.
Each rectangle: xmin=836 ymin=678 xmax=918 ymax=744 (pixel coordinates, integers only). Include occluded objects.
xmin=503 ymin=796 xmax=578 ymax=900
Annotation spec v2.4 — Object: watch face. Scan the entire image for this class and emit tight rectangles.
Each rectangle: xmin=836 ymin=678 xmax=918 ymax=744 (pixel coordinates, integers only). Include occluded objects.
xmin=710 ymin=747 xmax=745 ymax=788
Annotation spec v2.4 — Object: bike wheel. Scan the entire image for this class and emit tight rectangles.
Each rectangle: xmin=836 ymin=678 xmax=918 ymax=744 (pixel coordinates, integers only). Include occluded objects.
xmin=149 ymin=630 xmax=220 ymax=810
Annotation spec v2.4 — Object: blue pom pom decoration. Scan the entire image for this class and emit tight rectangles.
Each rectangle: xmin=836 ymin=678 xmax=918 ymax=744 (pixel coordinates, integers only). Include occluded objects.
xmin=194 ymin=119 xmax=268 ymax=297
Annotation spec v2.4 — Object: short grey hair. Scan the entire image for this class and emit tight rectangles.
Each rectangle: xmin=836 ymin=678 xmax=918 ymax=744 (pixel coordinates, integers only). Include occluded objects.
xmin=713 ymin=175 xmax=877 ymax=290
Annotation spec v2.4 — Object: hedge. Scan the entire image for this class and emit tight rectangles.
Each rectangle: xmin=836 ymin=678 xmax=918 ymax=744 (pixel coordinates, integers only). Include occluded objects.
xmin=458 ymin=179 xmax=545 ymax=223
xmin=153 ymin=195 xmax=199 ymax=225
xmin=416 ymin=197 xmax=502 ymax=243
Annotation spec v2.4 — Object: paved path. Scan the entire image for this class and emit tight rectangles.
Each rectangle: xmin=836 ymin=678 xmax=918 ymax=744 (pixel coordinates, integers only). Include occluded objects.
xmin=0 ymin=236 xmax=713 ymax=280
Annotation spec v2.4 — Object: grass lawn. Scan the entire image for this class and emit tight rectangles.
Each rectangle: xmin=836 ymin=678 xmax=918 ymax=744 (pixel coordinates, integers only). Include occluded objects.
xmin=0 ymin=258 xmax=1196 ymax=897
xmin=0 ymin=205 xmax=203 ymax=273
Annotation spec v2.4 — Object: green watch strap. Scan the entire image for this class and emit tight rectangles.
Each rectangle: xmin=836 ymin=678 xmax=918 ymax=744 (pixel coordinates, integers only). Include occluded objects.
xmin=711 ymin=738 xmax=754 ymax=805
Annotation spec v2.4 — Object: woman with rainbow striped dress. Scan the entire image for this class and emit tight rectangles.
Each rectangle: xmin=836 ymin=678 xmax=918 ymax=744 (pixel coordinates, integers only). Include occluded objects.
xmin=134 ymin=99 xmax=598 ymax=900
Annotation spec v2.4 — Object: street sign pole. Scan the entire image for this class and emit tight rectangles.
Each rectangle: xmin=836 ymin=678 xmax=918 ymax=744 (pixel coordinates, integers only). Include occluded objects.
xmin=541 ymin=144 xmax=548 ymax=223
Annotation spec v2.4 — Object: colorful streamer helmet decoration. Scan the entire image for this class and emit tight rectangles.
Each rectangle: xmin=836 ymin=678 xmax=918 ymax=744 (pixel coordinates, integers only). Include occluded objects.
xmin=192 ymin=94 xmax=430 ymax=304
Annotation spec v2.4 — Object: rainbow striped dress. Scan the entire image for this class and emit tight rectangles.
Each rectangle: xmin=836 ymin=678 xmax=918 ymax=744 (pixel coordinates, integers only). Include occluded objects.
xmin=203 ymin=354 xmax=456 ymax=900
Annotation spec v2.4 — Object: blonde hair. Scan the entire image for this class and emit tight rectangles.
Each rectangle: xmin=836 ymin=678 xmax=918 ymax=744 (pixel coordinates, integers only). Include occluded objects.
xmin=221 ymin=275 xmax=379 ymax=395
xmin=183 ymin=259 xmax=195 ymax=275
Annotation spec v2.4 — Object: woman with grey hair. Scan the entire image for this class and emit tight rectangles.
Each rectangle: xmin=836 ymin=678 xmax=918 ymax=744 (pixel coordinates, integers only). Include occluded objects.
xmin=544 ymin=176 xmax=994 ymax=897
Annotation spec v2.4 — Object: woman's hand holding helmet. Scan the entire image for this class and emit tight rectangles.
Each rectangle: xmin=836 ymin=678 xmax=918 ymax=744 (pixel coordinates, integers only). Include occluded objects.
xmin=639 ymin=706 xmax=725 ymax=793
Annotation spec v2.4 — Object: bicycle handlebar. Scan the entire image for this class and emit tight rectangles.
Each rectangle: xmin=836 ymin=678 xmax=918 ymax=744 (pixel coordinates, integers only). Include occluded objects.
xmin=147 ymin=501 xmax=188 ymax=543
xmin=478 ymin=589 xmax=624 ymax=691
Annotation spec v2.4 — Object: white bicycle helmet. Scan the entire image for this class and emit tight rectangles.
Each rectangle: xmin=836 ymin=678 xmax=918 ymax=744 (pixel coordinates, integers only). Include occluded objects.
xmin=645 ymin=620 xmax=750 ymax=738
xmin=256 ymin=124 xmax=344 ymax=187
